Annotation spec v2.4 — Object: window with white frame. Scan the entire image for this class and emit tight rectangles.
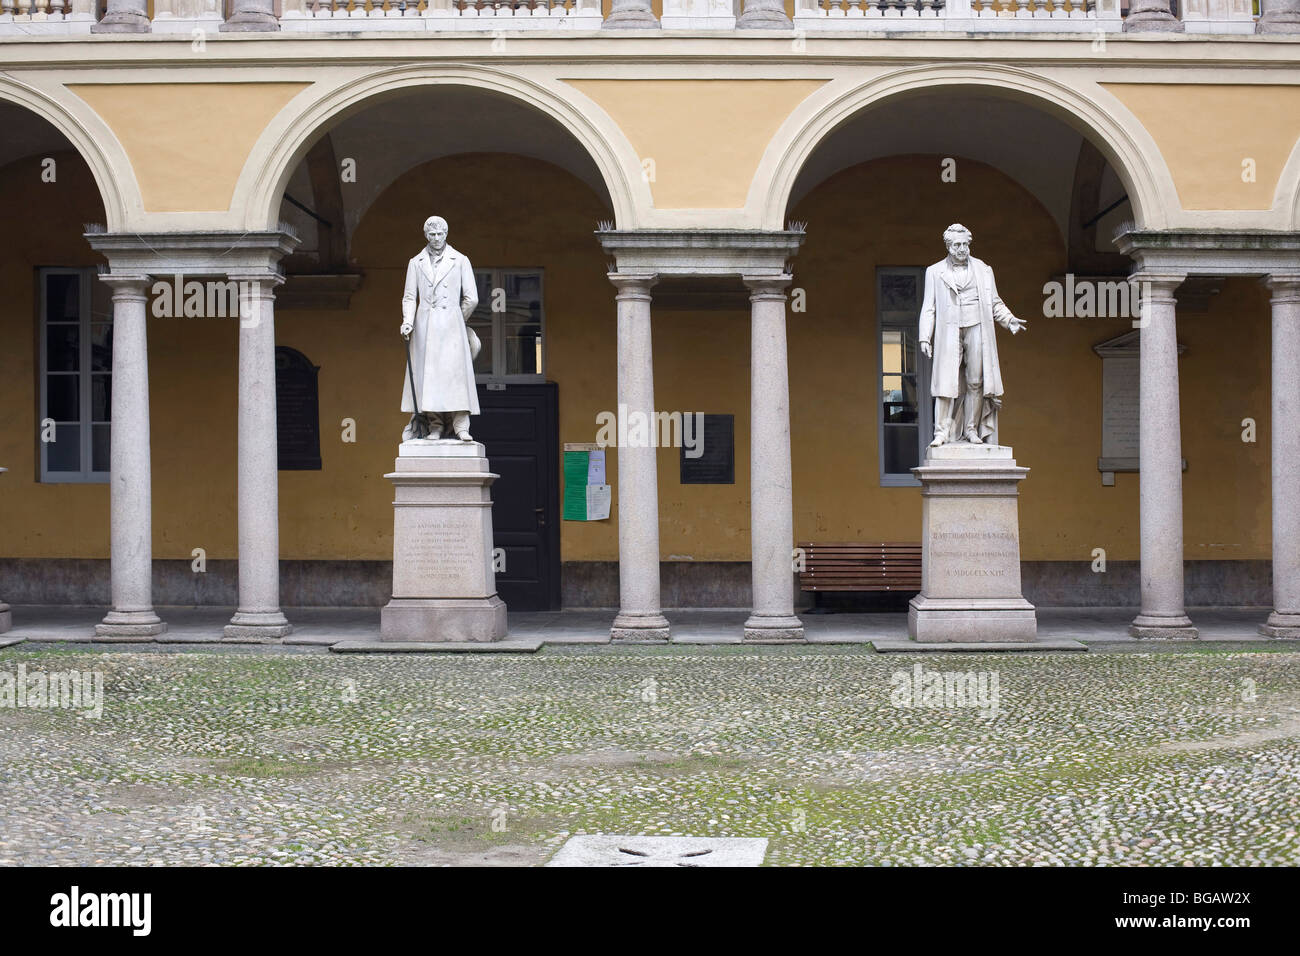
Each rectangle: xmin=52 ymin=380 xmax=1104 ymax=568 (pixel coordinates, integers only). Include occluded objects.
xmin=468 ymin=269 xmax=544 ymax=380
xmin=877 ymin=267 xmax=932 ymax=487
xmin=40 ymin=268 xmax=112 ymax=483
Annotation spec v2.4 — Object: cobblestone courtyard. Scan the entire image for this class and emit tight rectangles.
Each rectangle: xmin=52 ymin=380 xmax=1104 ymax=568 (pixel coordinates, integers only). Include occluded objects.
xmin=2 ymin=643 xmax=1298 ymax=866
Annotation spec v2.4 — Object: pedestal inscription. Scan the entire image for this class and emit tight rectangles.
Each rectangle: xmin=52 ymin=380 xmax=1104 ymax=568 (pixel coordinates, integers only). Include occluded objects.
xmin=908 ymin=445 xmax=1038 ymax=643
xmin=380 ymin=440 xmax=507 ymax=643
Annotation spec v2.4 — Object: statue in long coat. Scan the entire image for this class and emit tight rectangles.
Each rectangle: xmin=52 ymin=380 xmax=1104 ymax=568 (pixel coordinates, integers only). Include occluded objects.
xmin=400 ymin=216 xmax=481 ymax=441
xmin=918 ymin=223 xmax=1027 ymax=447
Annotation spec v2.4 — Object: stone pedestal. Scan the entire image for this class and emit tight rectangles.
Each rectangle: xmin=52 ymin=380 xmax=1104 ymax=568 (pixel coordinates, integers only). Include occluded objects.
xmin=380 ymin=440 xmax=507 ymax=643
xmin=908 ymin=444 xmax=1038 ymax=643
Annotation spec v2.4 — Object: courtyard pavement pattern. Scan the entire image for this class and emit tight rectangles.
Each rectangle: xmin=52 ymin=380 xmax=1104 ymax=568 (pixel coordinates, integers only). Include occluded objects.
xmin=1 ymin=631 xmax=1298 ymax=866
xmin=1 ymin=605 xmax=1288 ymax=646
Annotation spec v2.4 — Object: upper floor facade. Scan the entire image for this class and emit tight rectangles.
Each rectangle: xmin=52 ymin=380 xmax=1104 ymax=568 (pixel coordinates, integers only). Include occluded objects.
xmin=0 ymin=0 xmax=1291 ymax=35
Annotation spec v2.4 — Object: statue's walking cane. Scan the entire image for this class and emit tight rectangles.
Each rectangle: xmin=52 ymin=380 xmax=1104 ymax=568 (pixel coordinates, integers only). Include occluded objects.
xmin=404 ymin=330 xmax=431 ymax=438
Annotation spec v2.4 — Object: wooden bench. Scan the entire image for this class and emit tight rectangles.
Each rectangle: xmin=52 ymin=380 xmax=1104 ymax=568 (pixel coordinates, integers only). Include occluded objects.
xmin=797 ymin=542 xmax=922 ymax=607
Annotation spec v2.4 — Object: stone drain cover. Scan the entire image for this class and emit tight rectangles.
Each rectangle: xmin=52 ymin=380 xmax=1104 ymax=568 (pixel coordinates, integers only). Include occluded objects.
xmin=546 ymin=836 xmax=768 ymax=867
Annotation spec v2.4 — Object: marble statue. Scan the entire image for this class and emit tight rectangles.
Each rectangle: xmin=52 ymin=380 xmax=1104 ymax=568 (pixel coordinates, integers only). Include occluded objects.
xmin=918 ymin=223 xmax=1028 ymax=447
xmin=400 ymin=216 xmax=481 ymax=442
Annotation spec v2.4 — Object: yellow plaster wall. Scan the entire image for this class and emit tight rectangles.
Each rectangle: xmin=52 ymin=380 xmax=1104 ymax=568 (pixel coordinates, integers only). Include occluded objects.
xmin=66 ymin=82 xmax=309 ymax=214
xmin=563 ymin=78 xmax=826 ymax=209
xmin=0 ymin=151 xmax=1273 ymax=564
xmin=1103 ymin=83 xmax=1300 ymax=211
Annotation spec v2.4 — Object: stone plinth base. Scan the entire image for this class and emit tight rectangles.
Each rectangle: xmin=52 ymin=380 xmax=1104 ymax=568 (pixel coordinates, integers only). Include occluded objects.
xmin=381 ymin=597 xmax=507 ymax=643
xmin=96 ymin=610 xmax=167 ymax=639
xmin=610 ymin=611 xmax=671 ymax=643
xmin=1260 ymin=610 xmax=1300 ymax=639
xmin=1130 ymin=614 xmax=1200 ymax=640
xmin=380 ymin=440 xmax=508 ymax=643
xmin=0 ymin=603 xmax=10 ymax=634
xmin=908 ymin=597 xmax=1038 ymax=643
xmin=908 ymin=444 xmax=1038 ymax=644
xmin=742 ymin=613 xmax=806 ymax=643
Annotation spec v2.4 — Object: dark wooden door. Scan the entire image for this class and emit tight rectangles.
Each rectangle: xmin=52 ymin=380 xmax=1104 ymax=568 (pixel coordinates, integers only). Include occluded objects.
xmin=474 ymin=382 xmax=560 ymax=611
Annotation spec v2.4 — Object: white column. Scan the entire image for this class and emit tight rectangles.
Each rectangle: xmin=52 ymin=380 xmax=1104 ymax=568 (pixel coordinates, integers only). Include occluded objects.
xmin=225 ymin=276 xmax=292 ymax=641
xmin=1262 ymin=276 xmax=1300 ymax=637
xmin=1130 ymin=274 xmax=1198 ymax=639
xmin=609 ymin=274 xmax=670 ymax=643
xmin=743 ymin=276 xmax=804 ymax=642
xmin=96 ymin=276 xmax=166 ymax=638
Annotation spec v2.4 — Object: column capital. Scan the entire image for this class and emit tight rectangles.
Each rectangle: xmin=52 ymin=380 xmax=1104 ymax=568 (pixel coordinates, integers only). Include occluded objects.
xmin=97 ymin=274 xmax=152 ymax=297
xmin=608 ymin=273 xmax=657 ymax=299
xmin=1131 ymin=272 xmax=1187 ymax=301
xmin=743 ymin=274 xmax=793 ymax=300
xmin=1263 ymin=274 xmax=1300 ymax=301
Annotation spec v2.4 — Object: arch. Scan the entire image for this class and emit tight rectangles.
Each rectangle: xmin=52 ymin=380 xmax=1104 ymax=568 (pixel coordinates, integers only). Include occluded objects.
xmin=1280 ymin=132 xmax=1300 ymax=231
xmin=241 ymin=64 xmax=640 ymax=233
xmin=0 ymin=75 xmax=131 ymax=231
xmin=758 ymin=65 xmax=1174 ymax=234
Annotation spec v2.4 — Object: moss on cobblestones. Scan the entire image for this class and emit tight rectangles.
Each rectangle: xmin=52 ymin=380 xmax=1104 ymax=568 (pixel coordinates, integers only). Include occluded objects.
xmin=0 ymin=646 xmax=1297 ymax=865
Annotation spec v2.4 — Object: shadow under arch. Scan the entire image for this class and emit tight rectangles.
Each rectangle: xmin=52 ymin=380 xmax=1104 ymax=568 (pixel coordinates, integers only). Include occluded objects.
xmin=762 ymin=65 xmax=1171 ymax=235
xmin=0 ymin=77 xmax=128 ymax=231
xmin=243 ymin=64 xmax=639 ymax=234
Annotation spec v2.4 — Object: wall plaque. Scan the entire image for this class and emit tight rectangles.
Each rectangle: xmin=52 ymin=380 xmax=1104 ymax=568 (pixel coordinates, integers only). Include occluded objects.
xmin=275 ymin=346 xmax=322 ymax=471
xmin=680 ymin=413 xmax=734 ymax=485
xmin=1093 ymin=330 xmax=1185 ymax=485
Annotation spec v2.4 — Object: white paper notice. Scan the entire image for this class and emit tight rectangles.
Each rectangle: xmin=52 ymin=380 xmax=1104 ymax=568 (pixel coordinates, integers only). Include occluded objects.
xmin=586 ymin=484 xmax=611 ymax=521
xmin=587 ymin=449 xmax=606 ymax=485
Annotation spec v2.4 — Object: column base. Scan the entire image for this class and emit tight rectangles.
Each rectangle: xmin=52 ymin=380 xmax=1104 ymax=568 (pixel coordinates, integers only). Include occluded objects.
xmin=0 ymin=603 xmax=9 ymax=634
xmin=91 ymin=13 xmax=151 ymax=32
xmin=601 ymin=11 xmax=660 ymax=27
xmin=95 ymin=610 xmax=167 ymax=638
xmin=1259 ymin=611 xmax=1300 ymax=638
xmin=1257 ymin=13 xmax=1300 ymax=33
xmin=381 ymin=597 xmax=507 ymax=643
xmin=1122 ymin=12 xmax=1185 ymax=31
xmin=737 ymin=9 xmax=792 ymax=28
xmin=219 ymin=13 xmax=282 ymax=31
xmin=611 ymin=612 xmax=671 ymax=643
xmin=1129 ymin=614 xmax=1199 ymax=640
xmin=224 ymin=610 xmax=292 ymax=643
xmin=743 ymin=613 xmax=806 ymax=643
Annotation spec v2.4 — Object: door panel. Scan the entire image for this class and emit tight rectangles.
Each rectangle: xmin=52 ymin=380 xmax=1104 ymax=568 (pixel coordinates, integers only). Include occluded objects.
xmin=473 ymin=383 xmax=560 ymax=611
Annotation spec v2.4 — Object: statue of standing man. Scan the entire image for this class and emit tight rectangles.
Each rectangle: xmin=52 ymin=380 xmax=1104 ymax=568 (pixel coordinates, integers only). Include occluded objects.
xmin=400 ymin=216 xmax=481 ymax=442
xmin=918 ymin=223 xmax=1028 ymax=448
